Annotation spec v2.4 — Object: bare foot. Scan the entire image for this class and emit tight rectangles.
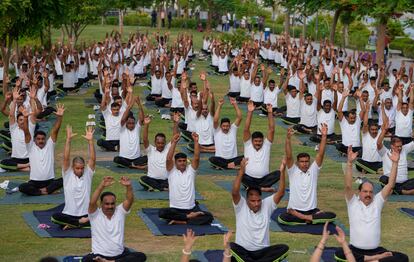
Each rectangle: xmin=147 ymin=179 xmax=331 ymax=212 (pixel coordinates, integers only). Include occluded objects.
xmin=93 ymin=256 xmax=113 ymax=262
xmin=187 ymin=211 xmax=204 ymax=219
xmin=168 ymin=220 xmax=187 ymax=225
xmin=261 ymin=187 xmax=276 ymax=193
xmin=162 ymin=187 xmax=169 ymax=191
xmin=79 ymin=217 xmax=89 ymax=224
xmin=227 ymin=162 xmax=236 ymax=169
xmin=39 ymin=188 xmax=48 ymax=195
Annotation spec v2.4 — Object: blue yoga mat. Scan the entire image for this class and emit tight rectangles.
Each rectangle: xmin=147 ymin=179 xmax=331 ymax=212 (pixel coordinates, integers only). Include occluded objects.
xmin=96 ymin=160 xmax=146 ymax=174
xmin=214 ymin=180 xmax=289 ymax=201
xmin=132 ymin=179 xmax=204 ymax=200
xmin=270 ymin=208 xmax=348 ymax=235
xmin=0 ymin=180 xmax=64 ymax=205
xmin=56 ymin=248 xmax=137 ymax=262
xmin=0 ymin=170 xmax=29 ymax=177
xmin=196 ymin=160 xmax=237 ymax=176
xmin=137 ymin=206 xmax=227 ymax=236
xmin=193 ymin=250 xmax=223 ymax=262
xmin=308 ymin=247 xmax=339 ymax=262
xmin=399 ymin=207 xmax=414 ymax=219
xmin=22 ymin=204 xmax=91 ymax=238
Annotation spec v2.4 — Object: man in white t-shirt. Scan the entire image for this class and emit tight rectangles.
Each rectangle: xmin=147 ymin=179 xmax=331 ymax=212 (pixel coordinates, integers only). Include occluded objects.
xmin=19 ymin=104 xmax=65 ymax=196
xmin=51 ymin=125 xmax=96 ymax=229
xmin=335 ymin=147 xmax=408 ymax=262
xmin=209 ymin=97 xmax=243 ymax=169
xmin=82 ymin=176 xmax=146 ymax=262
xmin=242 ymin=101 xmax=279 ymax=192
xmin=394 ymin=83 xmax=414 ymax=145
xmin=293 ymin=72 xmax=318 ymax=134
xmin=139 ymin=114 xmax=179 ymax=191
xmin=230 ymin=158 xmax=289 ymax=261
xmin=113 ymin=96 xmax=148 ymax=169
xmin=278 ymin=125 xmax=337 ymax=225
xmin=335 ymin=89 xmax=364 ymax=155
xmin=355 ymin=105 xmax=383 ymax=174
xmin=158 ymin=133 xmax=214 ymax=225
xmin=377 ymin=132 xmax=414 ymax=195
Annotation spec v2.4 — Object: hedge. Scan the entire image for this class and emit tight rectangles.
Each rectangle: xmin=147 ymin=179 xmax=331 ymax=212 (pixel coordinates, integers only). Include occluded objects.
xmin=389 ymin=37 xmax=414 ymax=58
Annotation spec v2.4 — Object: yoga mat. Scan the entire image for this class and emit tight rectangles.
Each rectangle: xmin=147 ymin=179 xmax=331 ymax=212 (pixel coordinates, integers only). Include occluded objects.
xmin=22 ymin=204 xmax=91 ymax=238
xmin=0 ymin=180 xmax=64 ymax=205
xmin=270 ymin=208 xmax=348 ymax=235
xmin=308 ymin=247 xmax=339 ymax=262
xmin=84 ymin=98 xmax=99 ymax=107
xmin=137 ymin=206 xmax=227 ymax=236
xmin=56 ymin=248 xmax=136 ymax=262
xmin=196 ymin=160 xmax=237 ymax=176
xmin=367 ymin=178 xmax=414 ymax=202
xmin=399 ymin=208 xmax=414 ymax=219
xmin=193 ymin=250 xmax=223 ymax=262
xmin=96 ymin=160 xmax=146 ymax=174
xmin=95 ymin=148 xmax=118 ymax=161
xmin=214 ymin=180 xmax=289 ymax=201
xmin=132 ymin=179 xmax=204 ymax=200
xmin=0 ymin=170 xmax=29 ymax=177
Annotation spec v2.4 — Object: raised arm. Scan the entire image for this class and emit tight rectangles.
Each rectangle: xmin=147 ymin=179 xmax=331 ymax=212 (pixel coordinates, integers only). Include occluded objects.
xmin=50 ymin=103 xmax=65 ymax=143
xmin=266 ymin=104 xmax=275 ymax=142
xmin=345 ymin=146 xmax=358 ymax=201
xmin=191 ymin=133 xmax=200 ymax=170
xmin=315 ymin=123 xmax=328 ymax=167
xmin=230 ymin=97 xmax=242 ymax=127
xmin=166 ymin=133 xmax=180 ymax=172
xmin=120 ymin=176 xmax=134 ymax=211
xmin=409 ymin=84 xmax=414 ymax=110
xmin=142 ymin=116 xmax=151 ymax=149
xmin=63 ymin=125 xmax=77 ymax=172
xmin=285 ymin=128 xmax=295 ymax=168
xmin=213 ymin=98 xmax=224 ymax=129
xmin=232 ymin=158 xmax=247 ymax=205
xmin=89 ymin=176 xmax=115 ymax=214
xmin=376 ymin=118 xmax=389 ymax=150
xmin=83 ymin=126 xmax=96 ymax=171
xmin=273 ymin=157 xmax=286 ymax=204
xmin=243 ymin=101 xmax=255 ymax=142
xmin=337 ymin=89 xmax=349 ymax=121
xmin=21 ymin=107 xmax=32 ymax=144
xmin=382 ymin=151 xmax=400 ymax=199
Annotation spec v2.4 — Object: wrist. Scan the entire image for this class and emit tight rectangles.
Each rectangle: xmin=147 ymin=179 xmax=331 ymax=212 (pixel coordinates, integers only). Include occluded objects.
xmin=182 ymin=248 xmax=192 ymax=255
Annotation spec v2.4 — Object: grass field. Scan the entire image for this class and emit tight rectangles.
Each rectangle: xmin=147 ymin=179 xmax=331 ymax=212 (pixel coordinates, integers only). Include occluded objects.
xmin=0 ymin=25 xmax=413 ymax=261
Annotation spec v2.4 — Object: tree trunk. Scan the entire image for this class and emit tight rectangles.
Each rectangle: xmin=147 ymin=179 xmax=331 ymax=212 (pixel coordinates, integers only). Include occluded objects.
xmin=47 ymin=24 xmax=52 ymax=50
xmin=315 ymin=11 xmax=319 ymax=40
xmin=302 ymin=16 xmax=307 ymax=38
xmin=376 ymin=17 xmax=387 ymax=64
xmin=272 ymin=4 xmax=276 ymax=21
xmin=284 ymin=11 xmax=290 ymax=35
xmin=343 ymin=23 xmax=349 ymax=47
xmin=206 ymin=0 xmax=213 ymax=30
xmin=330 ymin=9 xmax=342 ymax=44
xmin=157 ymin=5 xmax=162 ymax=29
xmin=119 ymin=9 xmax=124 ymax=35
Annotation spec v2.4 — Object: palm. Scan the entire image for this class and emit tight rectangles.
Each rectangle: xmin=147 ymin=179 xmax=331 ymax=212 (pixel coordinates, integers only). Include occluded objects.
xmin=120 ymin=177 xmax=131 ymax=186
xmin=102 ymin=176 xmax=114 ymax=187
xmin=55 ymin=104 xmax=65 ymax=116
xmin=247 ymin=102 xmax=255 ymax=112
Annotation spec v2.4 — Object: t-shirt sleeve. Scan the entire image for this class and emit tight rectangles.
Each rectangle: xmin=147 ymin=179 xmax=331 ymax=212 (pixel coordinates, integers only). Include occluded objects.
xmin=89 ymin=208 xmax=99 ymax=218
xmin=233 ymin=196 xmax=245 ymax=214
xmin=373 ymin=192 xmax=385 ymax=209
xmin=345 ymin=194 xmax=357 ymax=206
xmin=403 ymin=141 xmax=414 ymax=153
xmin=263 ymin=195 xmax=277 ymax=215
xmin=118 ymin=203 xmax=131 ymax=215
xmin=378 ymin=146 xmax=387 ymax=157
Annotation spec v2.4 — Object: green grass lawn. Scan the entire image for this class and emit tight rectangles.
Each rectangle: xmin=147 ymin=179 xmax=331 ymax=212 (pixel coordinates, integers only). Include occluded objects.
xmin=0 ymin=25 xmax=413 ymax=261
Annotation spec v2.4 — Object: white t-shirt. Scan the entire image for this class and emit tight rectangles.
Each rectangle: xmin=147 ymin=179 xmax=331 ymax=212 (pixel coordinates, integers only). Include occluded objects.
xmin=299 ymin=100 xmax=317 ymax=127
xmin=214 ymin=124 xmax=238 ymax=159
xmin=362 ymin=133 xmax=382 ymax=162
xmin=168 ymin=165 xmax=196 ymax=209
xmin=62 ymin=166 xmax=94 ymax=216
xmin=27 ymin=138 xmax=55 ymax=181
xmin=151 ymin=76 xmax=163 ymax=95
xmin=146 ymin=143 xmax=171 ymax=180
xmin=340 ymin=118 xmax=361 ymax=147
xmin=377 ymin=106 xmax=396 ymax=128
xmin=321 ymin=89 xmax=334 ymax=105
xmin=171 ymin=87 xmax=184 ymax=108
xmin=218 ymin=56 xmax=229 ymax=72
xmin=347 ymin=193 xmax=384 ymax=249
xmin=102 ymin=108 xmax=122 ymax=141
xmin=234 ymin=195 xmax=277 ymax=251
xmin=244 ymin=138 xmax=271 ymax=178
xmin=288 ymin=162 xmax=320 ymax=211
xmin=263 ymin=87 xmax=281 ymax=108
xmin=317 ymin=110 xmax=335 ymax=135
xmin=10 ymin=122 xmax=35 ymax=159
xmin=240 ymin=78 xmax=251 ymax=98
xmin=184 ymin=106 xmax=197 ymax=132
xmin=229 ymin=75 xmax=241 ymax=93
xmin=195 ymin=114 xmax=214 ymax=145
xmin=286 ymin=93 xmax=300 ymax=118
xmin=119 ymin=124 xmax=141 ymax=159
xmin=90 ymin=204 xmax=130 ymax=257
xmin=379 ymin=142 xmax=414 ymax=183
xmin=63 ymin=70 xmax=76 ymax=88
xmin=395 ymin=109 xmax=413 ymax=137
xmin=250 ymin=83 xmax=264 ymax=103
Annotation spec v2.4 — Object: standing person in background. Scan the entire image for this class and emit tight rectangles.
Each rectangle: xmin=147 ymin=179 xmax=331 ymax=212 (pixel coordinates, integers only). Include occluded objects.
xmin=168 ymin=11 xmax=172 ymax=29
xmin=151 ymin=10 xmax=157 ymax=28
xmin=161 ymin=9 xmax=166 ymax=28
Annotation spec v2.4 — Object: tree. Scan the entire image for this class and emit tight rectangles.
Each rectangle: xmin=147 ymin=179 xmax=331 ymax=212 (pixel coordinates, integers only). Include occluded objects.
xmin=339 ymin=11 xmax=355 ymax=47
xmin=60 ymin=0 xmax=108 ymax=46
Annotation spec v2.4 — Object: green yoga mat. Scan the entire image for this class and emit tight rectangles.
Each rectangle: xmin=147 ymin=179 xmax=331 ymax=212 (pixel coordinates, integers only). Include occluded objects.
xmin=0 ymin=180 xmax=64 ymax=205
xmin=0 ymin=170 xmax=29 ymax=177
xmin=131 ymin=179 xmax=204 ymax=200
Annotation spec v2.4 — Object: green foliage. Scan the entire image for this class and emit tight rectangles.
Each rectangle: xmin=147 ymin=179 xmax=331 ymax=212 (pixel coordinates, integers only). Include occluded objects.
xmin=389 ymin=37 xmax=414 ymax=58
xmin=307 ymin=14 xmax=334 ymax=40
xmin=348 ymin=20 xmax=370 ymax=49
xmin=275 ymin=14 xmax=285 ymax=25
xmin=235 ymin=0 xmax=267 ymax=18
xmin=386 ymin=19 xmax=405 ymax=40
xmin=219 ymin=28 xmax=250 ymax=47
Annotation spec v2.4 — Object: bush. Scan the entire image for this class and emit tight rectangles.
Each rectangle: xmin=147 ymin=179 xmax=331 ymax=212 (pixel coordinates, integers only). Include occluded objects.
xmin=387 ymin=19 xmax=405 ymax=40
xmin=220 ymin=29 xmax=250 ymax=47
xmin=389 ymin=37 xmax=414 ymax=58
xmin=348 ymin=20 xmax=370 ymax=49
xmin=105 ymin=13 xmax=151 ymax=27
